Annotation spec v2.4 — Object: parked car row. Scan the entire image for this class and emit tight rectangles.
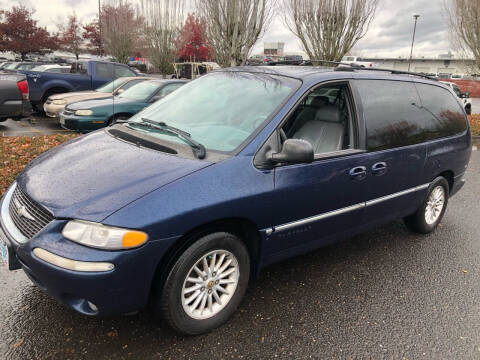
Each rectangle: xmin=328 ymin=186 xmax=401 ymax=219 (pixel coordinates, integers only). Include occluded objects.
xmin=58 ymin=79 xmax=186 ymax=132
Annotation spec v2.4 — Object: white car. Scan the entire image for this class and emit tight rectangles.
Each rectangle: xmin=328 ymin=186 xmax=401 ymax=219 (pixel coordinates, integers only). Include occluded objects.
xmin=341 ymin=56 xmax=377 ymax=68
xmin=440 ymin=81 xmax=472 ymax=115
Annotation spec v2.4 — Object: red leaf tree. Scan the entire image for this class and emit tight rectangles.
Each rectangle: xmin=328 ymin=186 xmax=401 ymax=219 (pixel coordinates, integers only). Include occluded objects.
xmin=59 ymin=12 xmax=84 ymax=60
xmin=176 ymin=14 xmax=214 ymax=62
xmin=83 ymin=18 xmax=102 ymax=56
xmin=0 ymin=6 xmax=58 ymax=60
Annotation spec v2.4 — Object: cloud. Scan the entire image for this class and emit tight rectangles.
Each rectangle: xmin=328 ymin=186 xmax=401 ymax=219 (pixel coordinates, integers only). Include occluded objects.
xmin=5 ymin=0 xmax=454 ymax=59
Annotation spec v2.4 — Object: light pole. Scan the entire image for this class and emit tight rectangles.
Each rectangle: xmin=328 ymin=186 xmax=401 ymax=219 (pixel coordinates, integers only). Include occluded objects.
xmin=98 ymin=0 xmax=103 ymax=57
xmin=408 ymin=14 xmax=420 ymax=72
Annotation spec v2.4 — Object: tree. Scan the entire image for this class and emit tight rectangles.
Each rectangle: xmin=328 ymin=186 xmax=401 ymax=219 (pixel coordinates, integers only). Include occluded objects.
xmin=59 ymin=12 xmax=84 ymax=60
xmin=447 ymin=0 xmax=480 ymax=73
xmin=139 ymin=0 xmax=185 ymax=76
xmin=197 ymin=0 xmax=274 ymax=67
xmin=0 ymin=5 xmax=58 ymax=60
xmin=83 ymin=18 xmax=103 ymax=56
xmin=101 ymin=0 xmax=144 ymax=64
xmin=282 ymin=0 xmax=378 ymax=63
xmin=176 ymin=14 xmax=214 ymax=61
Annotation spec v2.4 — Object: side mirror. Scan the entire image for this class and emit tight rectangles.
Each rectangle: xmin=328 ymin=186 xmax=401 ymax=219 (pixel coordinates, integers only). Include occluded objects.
xmin=114 ymin=88 xmax=125 ymax=95
xmin=270 ymin=139 xmax=314 ymax=164
xmin=465 ymin=91 xmax=470 ymax=98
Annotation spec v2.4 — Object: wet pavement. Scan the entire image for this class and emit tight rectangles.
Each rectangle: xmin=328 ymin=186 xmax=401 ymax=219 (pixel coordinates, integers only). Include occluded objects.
xmin=0 ymin=152 xmax=479 ymax=359
xmin=0 ymin=116 xmax=73 ymax=137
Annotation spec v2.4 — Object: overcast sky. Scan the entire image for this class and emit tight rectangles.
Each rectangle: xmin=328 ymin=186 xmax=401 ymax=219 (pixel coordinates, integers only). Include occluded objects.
xmin=3 ymin=0 xmax=453 ymax=59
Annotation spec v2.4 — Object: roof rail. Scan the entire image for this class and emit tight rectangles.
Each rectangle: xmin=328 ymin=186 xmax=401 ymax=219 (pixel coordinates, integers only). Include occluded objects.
xmin=262 ymin=59 xmax=437 ymax=81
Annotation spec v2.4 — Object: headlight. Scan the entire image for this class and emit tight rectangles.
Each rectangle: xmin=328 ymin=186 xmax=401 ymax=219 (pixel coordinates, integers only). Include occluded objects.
xmin=75 ymin=109 xmax=93 ymax=116
xmin=52 ymin=99 xmax=67 ymax=105
xmin=62 ymin=220 xmax=148 ymax=250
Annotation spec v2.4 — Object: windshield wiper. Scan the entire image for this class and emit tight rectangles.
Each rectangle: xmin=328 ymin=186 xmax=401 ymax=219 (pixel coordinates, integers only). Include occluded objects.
xmin=129 ymin=118 xmax=206 ymax=159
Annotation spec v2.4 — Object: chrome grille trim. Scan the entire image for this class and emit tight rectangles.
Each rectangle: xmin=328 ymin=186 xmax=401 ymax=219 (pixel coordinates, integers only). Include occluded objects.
xmin=63 ymin=108 xmax=75 ymax=116
xmin=8 ymin=185 xmax=53 ymax=240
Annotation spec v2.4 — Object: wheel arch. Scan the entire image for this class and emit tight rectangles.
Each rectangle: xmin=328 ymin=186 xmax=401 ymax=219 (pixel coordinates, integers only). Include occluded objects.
xmin=437 ymin=170 xmax=454 ymax=192
xmin=42 ymin=86 xmax=70 ymax=102
xmin=150 ymin=217 xmax=262 ymax=297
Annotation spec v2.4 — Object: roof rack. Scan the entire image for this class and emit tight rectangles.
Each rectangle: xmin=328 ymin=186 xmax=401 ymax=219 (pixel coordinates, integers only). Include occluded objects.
xmin=262 ymin=59 xmax=437 ymax=81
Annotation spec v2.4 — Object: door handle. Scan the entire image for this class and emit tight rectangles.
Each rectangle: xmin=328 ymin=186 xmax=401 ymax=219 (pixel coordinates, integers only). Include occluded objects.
xmin=349 ymin=166 xmax=367 ymax=181
xmin=371 ymin=162 xmax=387 ymax=176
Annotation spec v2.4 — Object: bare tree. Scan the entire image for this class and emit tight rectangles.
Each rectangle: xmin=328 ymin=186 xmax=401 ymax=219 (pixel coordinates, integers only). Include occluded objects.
xmin=138 ymin=0 xmax=185 ymax=76
xmin=447 ymin=0 xmax=480 ymax=73
xmin=282 ymin=0 xmax=378 ymax=63
xmin=197 ymin=0 xmax=274 ymax=67
xmin=102 ymin=0 xmax=144 ymax=64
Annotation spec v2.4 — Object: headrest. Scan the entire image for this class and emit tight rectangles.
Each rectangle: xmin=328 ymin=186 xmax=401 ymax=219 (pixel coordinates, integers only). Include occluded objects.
xmin=311 ymin=96 xmax=329 ymax=108
xmin=315 ymin=105 xmax=342 ymax=123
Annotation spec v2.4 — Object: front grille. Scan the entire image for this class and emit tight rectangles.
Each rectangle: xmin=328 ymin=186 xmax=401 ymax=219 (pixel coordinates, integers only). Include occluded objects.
xmin=8 ymin=185 xmax=54 ymax=239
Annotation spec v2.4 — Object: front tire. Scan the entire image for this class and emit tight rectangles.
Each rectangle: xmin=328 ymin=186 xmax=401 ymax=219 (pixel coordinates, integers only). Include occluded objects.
xmin=157 ymin=232 xmax=250 ymax=335
xmin=404 ymin=177 xmax=449 ymax=233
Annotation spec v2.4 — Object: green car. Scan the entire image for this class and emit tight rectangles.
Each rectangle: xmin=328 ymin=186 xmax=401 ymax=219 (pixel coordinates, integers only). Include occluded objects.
xmin=59 ymin=80 xmax=187 ymax=132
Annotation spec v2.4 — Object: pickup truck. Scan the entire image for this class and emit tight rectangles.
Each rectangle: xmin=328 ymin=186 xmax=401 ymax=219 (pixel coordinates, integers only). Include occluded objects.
xmin=19 ymin=60 xmax=139 ymax=112
xmin=0 ymin=73 xmax=31 ymax=121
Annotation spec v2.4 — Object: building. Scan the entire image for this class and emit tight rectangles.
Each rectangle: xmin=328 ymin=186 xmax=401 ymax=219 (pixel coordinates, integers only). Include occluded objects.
xmin=361 ymin=55 xmax=477 ymax=76
xmin=264 ymin=42 xmax=285 ymax=58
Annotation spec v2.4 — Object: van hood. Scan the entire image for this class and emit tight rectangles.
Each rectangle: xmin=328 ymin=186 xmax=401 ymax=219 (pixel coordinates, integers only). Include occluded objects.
xmin=51 ymin=91 xmax=113 ymax=102
xmin=16 ymin=130 xmax=211 ymax=222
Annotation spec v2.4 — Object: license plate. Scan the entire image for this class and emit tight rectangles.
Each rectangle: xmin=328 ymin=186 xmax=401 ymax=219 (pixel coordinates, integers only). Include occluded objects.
xmin=59 ymin=115 xmax=65 ymax=125
xmin=0 ymin=230 xmax=9 ymax=268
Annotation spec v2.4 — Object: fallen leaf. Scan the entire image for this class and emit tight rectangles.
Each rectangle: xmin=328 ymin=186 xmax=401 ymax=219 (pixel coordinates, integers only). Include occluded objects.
xmin=13 ymin=338 xmax=24 ymax=348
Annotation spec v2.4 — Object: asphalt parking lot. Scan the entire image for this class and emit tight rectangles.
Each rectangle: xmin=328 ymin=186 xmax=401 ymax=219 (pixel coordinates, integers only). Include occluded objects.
xmin=0 ymin=115 xmax=73 ymax=137
xmin=0 ymin=151 xmax=479 ymax=359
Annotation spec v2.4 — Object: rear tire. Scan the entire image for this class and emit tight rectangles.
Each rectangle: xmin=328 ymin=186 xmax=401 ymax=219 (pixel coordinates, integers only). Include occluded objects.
xmin=404 ymin=177 xmax=449 ymax=234
xmin=156 ymin=232 xmax=250 ymax=335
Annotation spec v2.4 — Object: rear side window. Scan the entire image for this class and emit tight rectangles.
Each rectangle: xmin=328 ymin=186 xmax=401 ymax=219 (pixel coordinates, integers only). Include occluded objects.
xmin=415 ymin=83 xmax=467 ymax=139
xmin=114 ymin=65 xmax=136 ymax=78
xmin=356 ymin=80 xmax=425 ymax=151
xmin=96 ymin=63 xmax=114 ymax=78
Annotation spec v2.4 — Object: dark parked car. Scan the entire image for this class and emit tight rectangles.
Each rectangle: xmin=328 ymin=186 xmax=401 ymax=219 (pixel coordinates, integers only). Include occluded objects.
xmin=246 ymin=55 xmax=274 ymax=65
xmin=0 ymin=73 xmax=31 ymax=121
xmin=0 ymin=66 xmax=471 ymax=335
xmin=59 ymin=79 xmax=186 ymax=132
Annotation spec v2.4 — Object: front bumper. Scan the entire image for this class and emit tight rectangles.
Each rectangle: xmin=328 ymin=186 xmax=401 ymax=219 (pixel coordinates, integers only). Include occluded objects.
xmin=43 ymin=103 xmax=65 ymax=118
xmin=0 ymin=186 xmax=178 ymax=316
xmin=59 ymin=112 xmax=109 ymax=132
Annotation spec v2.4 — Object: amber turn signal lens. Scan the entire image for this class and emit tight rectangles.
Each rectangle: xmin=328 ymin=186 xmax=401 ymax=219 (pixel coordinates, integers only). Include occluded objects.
xmin=122 ymin=231 xmax=148 ymax=248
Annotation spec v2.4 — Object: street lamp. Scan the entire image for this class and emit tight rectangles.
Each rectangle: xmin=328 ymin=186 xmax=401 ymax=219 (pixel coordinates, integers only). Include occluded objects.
xmin=408 ymin=14 xmax=420 ymax=72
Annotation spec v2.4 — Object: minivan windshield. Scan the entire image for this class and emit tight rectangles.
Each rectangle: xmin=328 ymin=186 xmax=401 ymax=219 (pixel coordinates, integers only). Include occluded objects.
xmin=128 ymin=71 xmax=300 ymax=152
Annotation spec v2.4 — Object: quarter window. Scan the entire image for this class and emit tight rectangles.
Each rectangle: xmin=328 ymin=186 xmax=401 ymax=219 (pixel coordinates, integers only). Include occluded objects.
xmin=114 ymin=65 xmax=136 ymax=78
xmin=95 ymin=63 xmax=114 ymax=78
xmin=415 ymin=83 xmax=467 ymax=139
xmin=356 ymin=80 xmax=425 ymax=151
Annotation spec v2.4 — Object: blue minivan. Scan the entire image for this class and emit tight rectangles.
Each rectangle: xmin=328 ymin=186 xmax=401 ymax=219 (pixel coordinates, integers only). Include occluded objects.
xmin=0 ymin=66 xmax=472 ymax=335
